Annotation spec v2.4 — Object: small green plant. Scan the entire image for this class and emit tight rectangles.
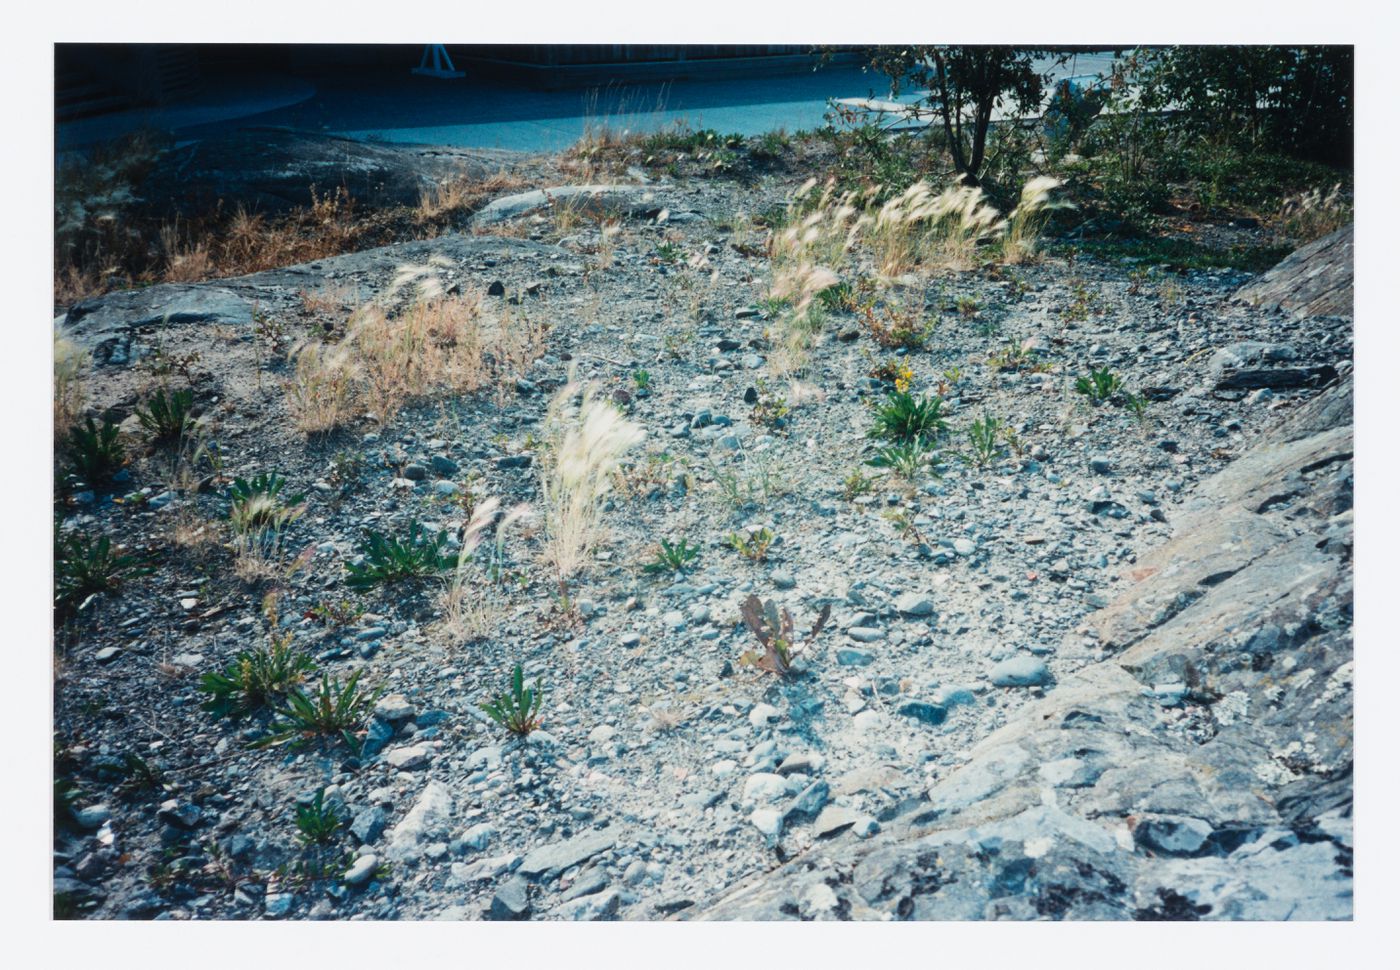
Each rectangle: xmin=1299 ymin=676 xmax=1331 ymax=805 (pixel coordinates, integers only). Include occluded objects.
xmin=987 ymin=340 xmax=1050 ymax=373
xmin=135 ymin=388 xmax=195 ymax=447
xmin=729 ymin=526 xmax=775 ymax=562
xmin=816 ymin=281 xmax=856 ymax=313
xmin=1074 ymin=367 xmax=1123 ymax=404
xmin=344 ymin=522 xmax=456 ymax=587
xmin=54 ymin=532 xmax=153 ymax=618
xmin=255 ymin=670 xmax=381 ymax=752
xmin=841 ymin=468 xmax=875 ymax=501
xmin=1124 ymin=391 xmax=1151 ymax=424
xmin=198 ymin=633 xmax=316 ymax=720
xmin=866 ymin=440 xmax=937 ymax=481
xmin=295 ymin=789 xmax=344 ymax=846
xmin=64 ymin=416 xmax=126 ymax=486
xmin=870 ymin=391 xmax=947 ymax=444
xmin=750 ymin=379 xmax=790 ymax=429
xmin=113 ymin=753 xmax=169 ymax=798
xmin=653 ymin=241 xmax=685 ymax=265
xmin=965 ymin=414 xmax=1004 ymax=467
xmin=737 ymin=594 xmax=831 ymax=676
xmin=632 ymin=369 xmax=652 ymax=391
xmin=307 ymin=599 xmax=364 ymax=628
xmin=868 ymin=357 xmax=915 ymax=393
xmin=1065 ymin=282 xmax=1100 ymax=322
xmin=642 ymin=537 xmax=700 ymax=575
xmin=955 ymin=295 xmax=980 ymax=317
xmin=481 ymin=664 xmax=545 ymax=737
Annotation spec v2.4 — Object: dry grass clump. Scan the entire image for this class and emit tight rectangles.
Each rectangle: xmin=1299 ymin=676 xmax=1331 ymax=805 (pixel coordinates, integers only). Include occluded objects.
xmin=1001 ymin=176 xmax=1073 ymax=264
xmin=286 ymin=341 xmax=359 ymax=434
xmin=1276 ymin=183 xmax=1351 ymax=243
xmin=416 ymin=169 xmax=530 ymax=223
xmin=438 ymin=495 xmax=533 ymax=641
xmin=868 ymin=181 xmax=1003 ymax=275
xmin=538 ymin=379 xmax=645 ymax=581
xmin=54 ymin=333 xmax=88 ymax=435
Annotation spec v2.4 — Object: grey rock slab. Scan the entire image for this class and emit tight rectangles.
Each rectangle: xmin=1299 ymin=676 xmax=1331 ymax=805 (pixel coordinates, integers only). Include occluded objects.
xmin=450 ymin=854 xmax=519 ymax=885
xmin=895 ymin=593 xmax=935 ymax=616
xmin=472 ymin=185 xmax=658 ymax=226
xmin=343 ymin=854 xmax=379 ymax=886
xmin=489 ymin=875 xmax=532 ymax=921
xmin=517 ymin=829 xmax=617 ymax=879
xmin=550 ymin=888 xmax=622 ymax=921
xmin=989 ymin=656 xmax=1051 ymax=687
xmin=386 ymin=781 xmax=453 ymax=862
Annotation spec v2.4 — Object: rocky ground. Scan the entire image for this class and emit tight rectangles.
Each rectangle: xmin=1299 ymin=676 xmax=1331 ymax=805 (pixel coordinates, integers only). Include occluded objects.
xmin=51 ymin=137 xmax=1353 ymax=921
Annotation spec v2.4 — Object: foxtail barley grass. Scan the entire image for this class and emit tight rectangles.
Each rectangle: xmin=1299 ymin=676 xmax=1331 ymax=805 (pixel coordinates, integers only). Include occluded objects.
xmin=439 ymin=496 xmax=533 ymax=640
xmin=1277 ymin=183 xmax=1351 ymax=242
xmin=286 ymin=341 xmax=359 ymax=435
xmin=54 ymin=332 xmax=88 ymax=435
xmin=1001 ymin=176 xmax=1073 ymax=264
xmin=539 ymin=379 xmax=645 ymax=581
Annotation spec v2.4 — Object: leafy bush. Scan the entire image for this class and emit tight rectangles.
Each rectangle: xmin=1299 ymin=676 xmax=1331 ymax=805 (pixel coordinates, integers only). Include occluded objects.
xmin=255 ymin=671 xmax=380 ymax=751
xmin=295 ymin=789 xmax=344 ymax=846
xmin=198 ymin=634 xmax=316 ymax=720
xmin=135 ymin=388 xmax=195 ymax=446
xmin=481 ymin=665 xmax=545 ymax=736
xmin=729 ymin=527 xmax=775 ymax=562
xmin=965 ymin=414 xmax=1005 ymax=467
xmin=737 ymin=595 xmax=831 ymax=677
xmin=54 ymin=532 xmax=152 ymax=618
xmin=344 ymin=522 xmax=456 ymax=588
xmin=866 ymin=440 xmax=937 ymax=480
xmin=63 ymin=416 xmax=126 ymax=486
xmin=860 ymin=303 xmax=933 ymax=350
xmin=870 ymin=391 xmax=947 ymax=444
xmin=1074 ymin=367 xmax=1123 ymax=404
xmin=841 ymin=469 xmax=876 ymax=500
xmin=642 ymin=538 xmax=700 ymax=575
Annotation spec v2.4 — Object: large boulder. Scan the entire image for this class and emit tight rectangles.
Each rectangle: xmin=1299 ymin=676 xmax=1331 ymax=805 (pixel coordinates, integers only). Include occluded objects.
xmin=1235 ymin=224 xmax=1352 ymax=319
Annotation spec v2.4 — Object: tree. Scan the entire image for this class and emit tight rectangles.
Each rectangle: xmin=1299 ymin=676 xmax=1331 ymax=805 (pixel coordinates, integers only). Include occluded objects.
xmin=859 ymin=46 xmax=1062 ymax=186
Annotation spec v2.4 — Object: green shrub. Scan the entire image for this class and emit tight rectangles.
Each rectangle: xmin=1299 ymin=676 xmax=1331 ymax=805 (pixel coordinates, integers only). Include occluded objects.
xmin=728 ymin=527 xmax=775 ymax=562
xmin=198 ymin=634 xmax=316 ymax=720
xmin=54 ymin=532 xmax=152 ymax=618
xmin=135 ymin=388 xmax=195 ymax=447
xmin=481 ymin=665 xmax=545 ymax=737
xmin=642 ymin=538 xmax=700 ymax=575
xmin=1074 ymin=367 xmax=1123 ymax=404
xmin=870 ymin=391 xmax=947 ymax=444
xmin=965 ymin=414 xmax=1004 ymax=467
xmin=228 ymin=472 xmax=306 ymax=538
xmin=295 ymin=789 xmax=344 ymax=846
xmin=344 ymin=522 xmax=456 ymax=588
xmin=254 ymin=670 xmax=380 ymax=752
xmin=866 ymin=440 xmax=937 ymax=480
xmin=63 ymin=416 xmax=125 ymax=486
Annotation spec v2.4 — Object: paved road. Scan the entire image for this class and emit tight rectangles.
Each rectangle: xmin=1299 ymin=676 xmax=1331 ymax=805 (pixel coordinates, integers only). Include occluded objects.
xmin=59 ymin=52 xmax=1124 ymax=153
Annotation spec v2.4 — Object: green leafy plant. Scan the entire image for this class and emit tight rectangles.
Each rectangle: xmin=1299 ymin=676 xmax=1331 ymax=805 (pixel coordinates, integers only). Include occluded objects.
xmin=295 ymin=789 xmax=344 ymax=846
xmin=54 ymin=532 xmax=153 ymax=618
xmin=642 ymin=537 xmax=700 ymax=575
xmin=1124 ymin=391 xmax=1151 ymax=423
xmin=64 ymin=416 xmax=126 ymax=486
xmin=1074 ymin=367 xmax=1123 ymax=404
xmin=965 ymin=414 xmax=1005 ymax=467
xmin=860 ymin=303 xmax=933 ymax=350
xmin=344 ymin=522 xmax=456 ymax=588
xmin=816 ymin=281 xmax=856 ymax=312
xmin=737 ymin=594 xmax=832 ymax=676
xmin=632 ymin=369 xmax=652 ymax=390
xmin=198 ymin=633 xmax=316 ymax=720
xmin=987 ymin=340 xmax=1049 ymax=373
xmin=867 ymin=440 xmax=937 ymax=480
xmin=254 ymin=671 xmax=380 ymax=752
xmin=480 ymin=664 xmax=545 ymax=737
xmin=729 ymin=527 xmax=775 ymax=562
xmin=653 ymin=241 xmax=685 ymax=265
xmin=870 ymin=391 xmax=947 ymax=444
xmin=135 ymin=387 xmax=195 ymax=447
